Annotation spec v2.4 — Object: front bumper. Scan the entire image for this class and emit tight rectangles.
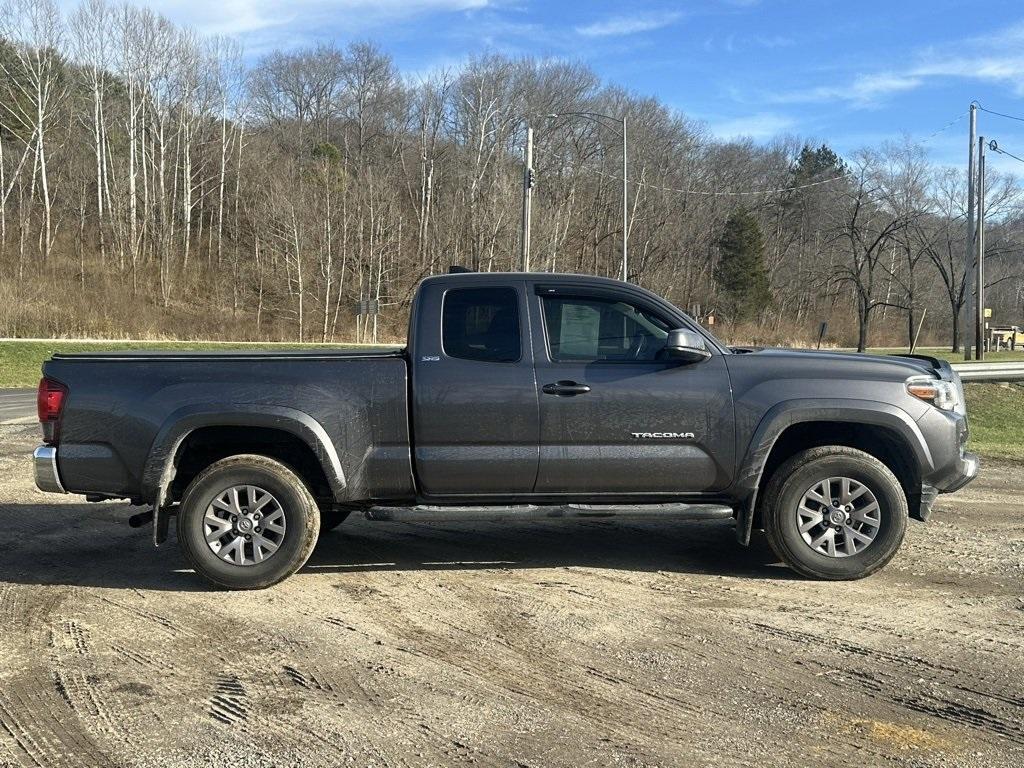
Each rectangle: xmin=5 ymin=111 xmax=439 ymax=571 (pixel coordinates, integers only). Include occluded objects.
xmin=917 ymin=451 xmax=978 ymax=521
xmin=916 ymin=405 xmax=980 ymax=494
xmin=33 ymin=445 xmax=66 ymax=493
xmin=936 ymin=451 xmax=980 ymax=493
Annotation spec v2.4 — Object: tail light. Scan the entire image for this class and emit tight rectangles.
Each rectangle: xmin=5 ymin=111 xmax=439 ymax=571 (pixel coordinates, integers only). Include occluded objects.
xmin=37 ymin=377 xmax=67 ymax=444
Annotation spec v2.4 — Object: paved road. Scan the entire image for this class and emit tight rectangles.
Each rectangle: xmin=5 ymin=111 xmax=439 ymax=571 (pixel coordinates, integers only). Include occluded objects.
xmin=0 ymin=388 xmax=35 ymax=424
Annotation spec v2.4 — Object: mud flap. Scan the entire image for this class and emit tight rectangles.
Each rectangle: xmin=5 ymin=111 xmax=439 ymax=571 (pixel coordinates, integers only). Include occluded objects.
xmin=736 ymin=496 xmax=755 ymax=546
xmin=154 ymin=504 xmax=172 ymax=546
xmin=913 ymin=485 xmax=938 ymax=522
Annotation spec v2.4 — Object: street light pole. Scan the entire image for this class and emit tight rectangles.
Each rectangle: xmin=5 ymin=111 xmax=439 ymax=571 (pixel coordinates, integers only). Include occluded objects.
xmin=621 ymin=116 xmax=628 ymax=281
xmin=521 ymin=126 xmax=534 ymax=272
xmin=964 ymin=103 xmax=977 ymax=360
xmin=976 ymin=136 xmax=987 ymax=360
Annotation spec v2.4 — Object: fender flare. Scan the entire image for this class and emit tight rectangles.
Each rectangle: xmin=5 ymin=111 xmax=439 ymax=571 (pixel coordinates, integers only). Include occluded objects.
xmin=142 ymin=404 xmax=347 ymax=513
xmin=733 ymin=399 xmax=931 ymax=545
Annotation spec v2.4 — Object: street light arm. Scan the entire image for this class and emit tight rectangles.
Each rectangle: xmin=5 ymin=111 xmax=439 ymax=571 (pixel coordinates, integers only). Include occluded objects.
xmin=547 ymin=111 xmax=625 ymax=136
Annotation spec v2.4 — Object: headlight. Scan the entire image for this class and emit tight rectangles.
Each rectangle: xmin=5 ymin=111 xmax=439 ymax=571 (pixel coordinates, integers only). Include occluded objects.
xmin=906 ymin=376 xmax=958 ymax=411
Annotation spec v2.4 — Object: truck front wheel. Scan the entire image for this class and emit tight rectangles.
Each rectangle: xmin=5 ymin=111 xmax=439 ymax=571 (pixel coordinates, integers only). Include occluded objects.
xmin=761 ymin=446 xmax=908 ymax=580
xmin=176 ymin=455 xmax=320 ymax=589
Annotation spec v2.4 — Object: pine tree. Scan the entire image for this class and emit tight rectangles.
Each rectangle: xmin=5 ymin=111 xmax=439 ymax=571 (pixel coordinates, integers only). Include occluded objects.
xmin=791 ymin=143 xmax=845 ymax=185
xmin=714 ymin=208 xmax=772 ymax=322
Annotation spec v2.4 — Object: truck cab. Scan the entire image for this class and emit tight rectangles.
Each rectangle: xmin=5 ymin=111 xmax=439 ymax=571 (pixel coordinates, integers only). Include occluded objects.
xmin=408 ymin=273 xmax=734 ymax=499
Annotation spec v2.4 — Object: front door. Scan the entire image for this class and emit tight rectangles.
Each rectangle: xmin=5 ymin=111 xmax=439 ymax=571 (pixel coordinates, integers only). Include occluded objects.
xmin=530 ymin=286 xmax=735 ymax=495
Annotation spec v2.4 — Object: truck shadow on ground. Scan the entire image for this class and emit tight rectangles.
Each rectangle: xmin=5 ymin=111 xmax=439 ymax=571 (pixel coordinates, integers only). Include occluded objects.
xmin=309 ymin=518 xmax=790 ymax=581
xmin=0 ymin=502 xmax=790 ymax=591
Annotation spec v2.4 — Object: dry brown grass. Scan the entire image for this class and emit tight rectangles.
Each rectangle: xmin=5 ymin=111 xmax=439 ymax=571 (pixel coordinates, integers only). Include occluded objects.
xmin=719 ymin=313 xmax=951 ymax=350
xmin=0 ymin=254 xmax=950 ymax=349
xmin=0 ymin=259 xmax=406 ymax=343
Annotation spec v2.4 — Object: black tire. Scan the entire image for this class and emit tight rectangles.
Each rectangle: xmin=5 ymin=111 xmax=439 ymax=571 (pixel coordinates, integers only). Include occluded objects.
xmin=177 ymin=454 xmax=320 ymax=590
xmin=761 ymin=446 xmax=907 ymax=580
xmin=319 ymin=509 xmax=351 ymax=533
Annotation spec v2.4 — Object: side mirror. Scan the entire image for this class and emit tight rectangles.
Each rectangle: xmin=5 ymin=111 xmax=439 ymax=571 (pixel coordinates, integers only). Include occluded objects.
xmin=665 ymin=328 xmax=711 ymax=363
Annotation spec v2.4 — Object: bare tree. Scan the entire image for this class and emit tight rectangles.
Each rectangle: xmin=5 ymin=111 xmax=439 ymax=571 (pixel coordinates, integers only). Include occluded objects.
xmin=0 ymin=1 xmax=1021 ymax=346
xmin=828 ymin=150 xmax=918 ymax=352
xmin=0 ymin=0 xmax=68 ymax=261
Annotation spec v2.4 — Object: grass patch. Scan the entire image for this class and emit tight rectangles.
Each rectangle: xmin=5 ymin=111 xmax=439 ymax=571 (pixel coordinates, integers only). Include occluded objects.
xmin=0 ymin=339 xmax=396 ymax=388
xmin=964 ymin=383 xmax=1024 ymax=461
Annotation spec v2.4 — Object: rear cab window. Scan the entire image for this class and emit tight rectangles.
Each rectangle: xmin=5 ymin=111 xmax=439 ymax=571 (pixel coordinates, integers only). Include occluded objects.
xmin=442 ymin=287 xmax=521 ymax=363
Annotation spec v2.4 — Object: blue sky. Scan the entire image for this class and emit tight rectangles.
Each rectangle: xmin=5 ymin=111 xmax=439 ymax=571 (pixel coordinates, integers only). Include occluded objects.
xmin=117 ymin=0 xmax=1024 ymax=173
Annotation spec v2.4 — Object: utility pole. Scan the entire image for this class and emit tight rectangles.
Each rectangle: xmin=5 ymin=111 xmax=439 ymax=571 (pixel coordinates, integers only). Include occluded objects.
xmin=521 ymin=126 xmax=534 ymax=272
xmin=964 ymin=103 xmax=977 ymax=360
xmin=621 ymin=116 xmax=628 ymax=282
xmin=976 ymin=136 xmax=987 ymax=360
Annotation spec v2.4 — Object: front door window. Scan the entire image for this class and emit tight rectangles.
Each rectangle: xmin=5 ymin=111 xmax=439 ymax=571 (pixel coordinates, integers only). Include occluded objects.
xmin=541 ymin=296 xmax=671 ymax=363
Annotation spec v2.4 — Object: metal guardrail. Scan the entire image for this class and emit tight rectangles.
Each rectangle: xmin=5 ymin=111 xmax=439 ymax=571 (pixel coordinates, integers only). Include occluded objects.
xmin=951 ymin=362 xmax=1024 ymax=382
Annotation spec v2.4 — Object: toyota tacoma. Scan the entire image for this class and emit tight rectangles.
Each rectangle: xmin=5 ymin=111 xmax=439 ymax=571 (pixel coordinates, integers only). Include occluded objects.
xmin=33 ymin=272 xmax=978 ymax=588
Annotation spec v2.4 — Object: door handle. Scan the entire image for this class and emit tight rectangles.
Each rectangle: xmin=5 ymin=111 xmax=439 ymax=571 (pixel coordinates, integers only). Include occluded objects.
xmin=542 ymin=380 xmax=591 ymax=396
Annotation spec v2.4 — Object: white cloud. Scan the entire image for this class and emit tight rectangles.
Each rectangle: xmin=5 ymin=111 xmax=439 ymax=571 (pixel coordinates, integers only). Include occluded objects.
xmin=901 ymin=22 xmax=1024 ymax=96
xmin=763 ymin=72 xmax=923 ymax=108
xmin=59 ymin=0 xmax=492 ymax=38
xmin=850 ymin=73 xmax=923 ymax=99
xmin=575 ymin=11 xmax=681 ymax=38
xmin=707 ymin=112 xmax=796 ymax=141
xmin=909 ymin=54 xmax=1024 ymax=95
xmin=759 ymin=20 xmax=1024 ymax=108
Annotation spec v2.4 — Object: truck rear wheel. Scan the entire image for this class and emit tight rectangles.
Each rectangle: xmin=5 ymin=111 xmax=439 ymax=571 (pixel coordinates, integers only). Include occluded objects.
xmin=761 ymin=446 xmax=907 ymax=580
xmin=177 ymin=454 xmax=320 ymax=590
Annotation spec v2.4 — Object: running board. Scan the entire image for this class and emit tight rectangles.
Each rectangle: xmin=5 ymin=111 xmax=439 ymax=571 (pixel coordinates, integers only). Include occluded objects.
xmin=364 ymin=503 xmax=734 ymax=523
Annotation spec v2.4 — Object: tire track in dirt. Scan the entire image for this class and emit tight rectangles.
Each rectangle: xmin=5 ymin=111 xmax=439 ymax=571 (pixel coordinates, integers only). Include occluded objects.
xmin=745 ymin=620 xmax=1024 ymax=746
xmin=48 ymin=620 xmax=131 ymax=748
xmin=81 ymin=591 xmax=356 ymax=763
xmin=207 ymin=674 xmax=249 ymax=725
xmin=359 ymin=577 xmax=709 ymax=761
xmin=0 ymin=585 xmax=123 ymax=768
xmin=0 ymin=654 xmax=117 ymax=767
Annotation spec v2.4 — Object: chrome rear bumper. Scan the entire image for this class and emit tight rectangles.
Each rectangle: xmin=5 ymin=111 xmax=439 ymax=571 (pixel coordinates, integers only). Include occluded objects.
xmin=33 ymin=445 xmax=66 ymax=493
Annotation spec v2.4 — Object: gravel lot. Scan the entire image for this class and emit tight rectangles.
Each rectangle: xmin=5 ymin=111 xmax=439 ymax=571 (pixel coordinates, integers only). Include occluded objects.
xmin=0 ymin=421 xmax=1022 ymax=768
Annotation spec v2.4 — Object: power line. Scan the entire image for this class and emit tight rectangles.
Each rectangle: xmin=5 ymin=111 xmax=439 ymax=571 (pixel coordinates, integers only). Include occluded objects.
xmin=988 ymin=140 xmax=1024 ymax=166
xmin=976 ymin=103 xmax=1024 ymax=124
xmin=918 ymin=111 xmax=967 ymax=144
xmin=581 ymin=165 xmax=852 ymax=197
xmin=554 ymin=109 xmax=968 ymax=198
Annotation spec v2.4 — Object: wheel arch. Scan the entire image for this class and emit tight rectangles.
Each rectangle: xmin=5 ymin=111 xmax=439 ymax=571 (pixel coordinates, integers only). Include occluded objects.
xmin=142 ymin=405 xmax=347 ymax=514
xmin=733 ymin=399 xmax=930 ymax=545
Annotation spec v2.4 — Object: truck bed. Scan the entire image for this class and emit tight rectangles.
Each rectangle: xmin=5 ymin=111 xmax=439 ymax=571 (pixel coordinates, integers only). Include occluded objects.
xmin=44 ymin=349 xmax=414 ymax=505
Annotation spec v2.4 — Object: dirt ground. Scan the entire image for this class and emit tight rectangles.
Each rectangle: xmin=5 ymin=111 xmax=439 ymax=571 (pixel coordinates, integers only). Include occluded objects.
xmin=0 ymin=422 xmax=1021 ymax=768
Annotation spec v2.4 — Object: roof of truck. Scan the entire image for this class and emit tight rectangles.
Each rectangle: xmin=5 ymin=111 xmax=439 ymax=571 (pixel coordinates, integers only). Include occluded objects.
xmin=421 ymin=271 xmax=634 ymax=287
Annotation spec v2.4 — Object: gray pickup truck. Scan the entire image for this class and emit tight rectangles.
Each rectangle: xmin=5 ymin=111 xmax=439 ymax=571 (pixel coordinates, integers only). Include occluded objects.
xmin=33 ymin=271 xmax=978 ymax=589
